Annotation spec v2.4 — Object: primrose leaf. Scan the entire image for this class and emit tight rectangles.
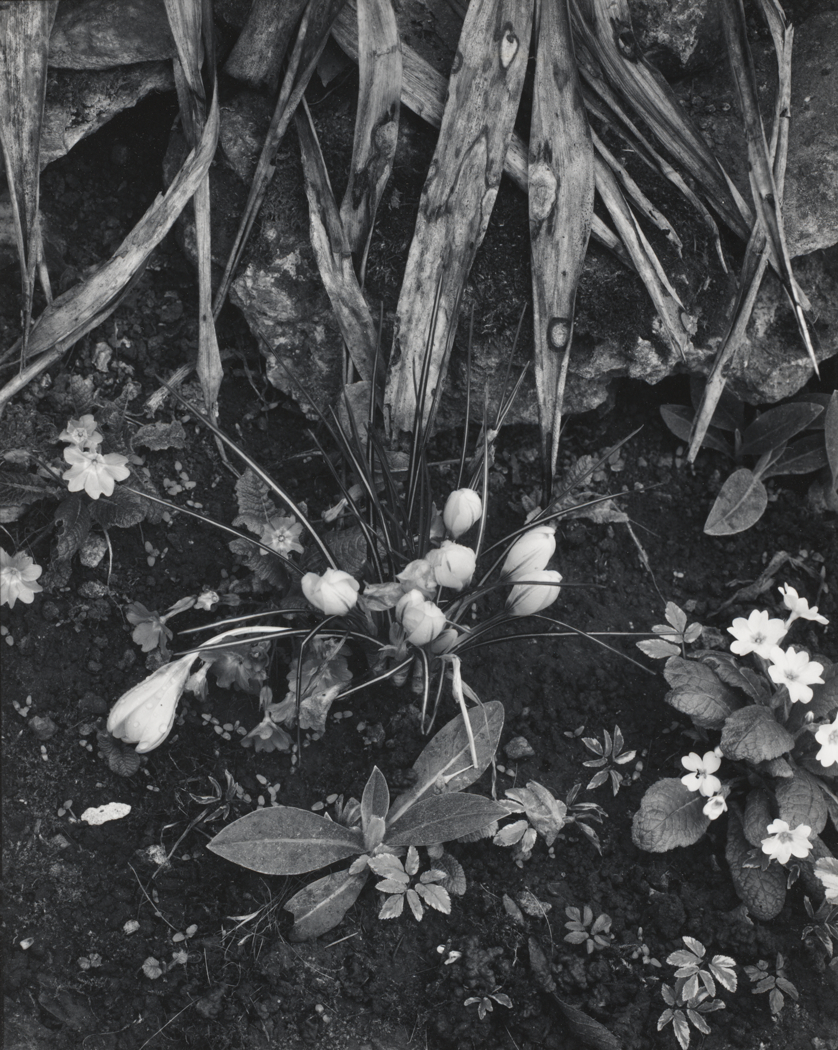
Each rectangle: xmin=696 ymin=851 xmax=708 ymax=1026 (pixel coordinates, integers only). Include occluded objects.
xmin=720 ymin=707 xmax=794 ymax=763
xmin=704 ymin=469 xmax=767 ymax=535
xmin=0 ymin=469 xmax=58 ymax=511
xmin=385 ymin=793 xmax=507 ymax=847
xmin=693 ymin=651 xmax=770 ymax=701
xmin=743 ymin=788 xmax=774 ymax=848
xmin=739 ymin=402 xmax=823 ymax=457
xmin=776 ymin=770 xmax=828 ymax=836
xmin=131 ymin=421 xmax=187 ymax=451
xmin=207 ymin=807 xmax=364 ymax=874
xmin=233 ymin=467 xmax=279 ymax=536
xmin=665 ymin=685 xmax=739 ymax=730
xmin=632 ymin=779 xmax=710 ymax=852
xmin=725 ymin=811 xmax=786 ymax=920
xmin=808 ymin=661 xmax=838 ymax=720
xmin=663 ymin=658 xmax=741 ymax=728
xmin=825 ymin=391 xmax=838 ymax=488
xmin=285 ymin=869 xmax=368 ymax=941
xmin=49 ymin=492 xmax=91 ymax=586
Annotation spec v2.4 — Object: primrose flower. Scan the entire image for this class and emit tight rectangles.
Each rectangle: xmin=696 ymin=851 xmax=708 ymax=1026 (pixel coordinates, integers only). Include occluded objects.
xmin=301 ymin=568 xmax=359 ymax=616
xmin=396 ymin=589 xmax=446 ymax=646
xmin=501 ymin=524 xmax=556 ymax=579
xmin=680 ymin=751 xmax=722 ymax=797
xmin=767 ymin=645 xmax=825 ymax=704
xmin=727 ymin=609 xmax=787 ymax=659
xmin=260 ymin=515 xmax=304 ymax=557
xmin=426 ymin=541 xmax=476 ymax=591
xmin=778 ymin=583 xmax=829 ymax=626
xmin=107 ymin=652 xmax=198 ymax=753
xmin=506 ymin=570 xmax=562 ymax=618
xmin=442 ymin=488 xmax=482 ymax=539
xmin=195 ymin=589 xmax=219 ymax=611
xmin=814 ymin=858 xmax=838 ymax=903
xmin=58 ymin=414 xmax=103 ymax=449
xmin=815 ymin=713 xmax=838 ymax=769
xmin=703 ymin=794 xmax=728 ymax=820
xmin=397 ymin=558 xmax=439 ymax=598
xmin=0 ymin=548 xmax=43 ymax=609
xmin=760 ymin=819 xmax=812 ymax=865
xmin=62 ymin=446 xmax=130 ymax=499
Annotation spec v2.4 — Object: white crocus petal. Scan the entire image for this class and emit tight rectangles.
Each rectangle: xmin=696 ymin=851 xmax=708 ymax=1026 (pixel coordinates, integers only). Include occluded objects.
xmin=426 ymin=541 xmax=476 ymax=591
xmin=760 ymin=820 xmax=812 ymax=865
xmin=703 ymin=795 xmax=727 ymax=820
xmin=300 ymin=568 xmax=359 ymax=616
xmin=767 ymin=645 xmax=825 ymax=704
xmin=396 ymin=589 xmax=446 ymax=646
xmin=778 ymin=583 xmax=829 ymax=626
xmin=442 ymin=488 xmax=482 ymax=539
xmin=397 ymin=559 xmax=438 ymax=598
xmin=727 ymin=609 xmax=787 ymax=659
xmin=502 ymin=525 xmax=556 ymax=579
xmin=815 ymin=714 xmax=838 ymax=768
xmin=107 ymin=653 xmax=198 ymax=753
xmin=506 ymin=570 xmax=562 ymax=618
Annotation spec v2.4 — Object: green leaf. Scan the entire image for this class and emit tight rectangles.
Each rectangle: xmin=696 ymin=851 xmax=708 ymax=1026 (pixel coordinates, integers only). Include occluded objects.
xmin=89 ymin=484 xmax=153 ymax=530
xmin=385 ymin=793 xmax=507 ymax=848
xmin=631 ymin=779 xmax=709 ymax=852
xmin=131 ymin=420 xmax=187 ymax=451
xmin=637 ymin=638 xmax=681 ymax=660
xmin=660 ymin=405 xmax=732 ymax=455
xmin=693 ymin=651 xmax=769 ymax=701
xmin=761 ymin=433 xmax=828 ymax=478
xmin=743 ymin=788 xmax=773 ymax=848
xmin=232 ymin=467 xmax=279 ymax=536
xmin=49 ymin=492 xmax=91 ymax=585
xmin=207 ymin=807 xmax=364 ymax=874
xmin=663 ymin=657 xmax=742 ymax=728
xmin=776 ymin=770 xmax=828 ymax=836
xmin=725 ymin=811 xmax=786 ymax=920
xmin=739 ymin=402 xmax=824 ymax=458
xmin=0 ymin=469 xmax=58 ymax=509
xmin=720 ymin=706 xmax=794 ymax=763
xmin=361 ymin=766 xmax=389 ymax=850
xmin=824 ymin=391 xmax=838 ymax=488
xmin=386 ymin=701 xmax=504 ymax=825
xmin=809 ymin=661 xmax=838 ymax=720
xmin=704 ymin=469 xmax=767 ymax=536
xmin=665 ymin=684 xmax=739 ymax=730
xmin=285 ymin=869 xmax=368 ymax=941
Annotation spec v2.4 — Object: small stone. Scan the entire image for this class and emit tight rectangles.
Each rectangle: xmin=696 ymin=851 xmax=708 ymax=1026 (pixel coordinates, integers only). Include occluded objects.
xmin=78 ymin=580 xmax=108 ymax=599
xmin=505 ymin=736 xmax=535 ymax=760
xmin=41 ymin=601 xmax=61 ymax=622
xmin=79 ymin=534 xmax=108 ymax=568
xmin=78 ymin=692 xmax=108 ymax=715
xmin=29 ymin=715 xmax=59 ymax=741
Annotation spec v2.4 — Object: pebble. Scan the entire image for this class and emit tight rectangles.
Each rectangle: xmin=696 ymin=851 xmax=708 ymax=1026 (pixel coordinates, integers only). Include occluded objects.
xmin=29 ymin=715 xmax=58 ymax=741
xmin=78 ymin=580 xmax=108 ymax=599
xmin=504 ymin=736 xmax=535 ymax=760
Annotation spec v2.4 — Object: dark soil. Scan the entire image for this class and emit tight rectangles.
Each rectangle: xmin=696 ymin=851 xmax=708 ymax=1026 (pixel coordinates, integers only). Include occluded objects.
xmin=3 ymin=88 xmax=838 ymax=1050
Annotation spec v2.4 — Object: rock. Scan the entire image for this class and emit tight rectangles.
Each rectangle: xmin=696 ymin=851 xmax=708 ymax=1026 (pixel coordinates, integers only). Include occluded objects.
xmin=79 ymin=534 xmax=108 ymax=568
xmin=29 ymin=715 xmax=59 ymax=741
xmin=505 ymin=736 xmax=535 ymax=760
xmin=78 ymin=580 xmax=108 ymax=599
xmin=630 ymin=0 xmax=722 ymax=78
xmin=48 ymin=0 xmax=175 ymax=69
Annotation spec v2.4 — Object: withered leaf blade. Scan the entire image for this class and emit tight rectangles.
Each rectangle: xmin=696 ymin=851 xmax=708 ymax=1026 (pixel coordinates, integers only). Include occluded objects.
xmin=339 ymin=0 xmax=401 ymax=281
xmin=384 ymin=0 xmax=534 ymax=437
xmin=529 ymin=0 xmax=594 ymax=483
xmin=0 ymin=1 xmax=58 ymax=362
xmin=295 ymin=101 xmax=377 ymax=384
xmin=224 ymin=0 xmax=308 ymax=92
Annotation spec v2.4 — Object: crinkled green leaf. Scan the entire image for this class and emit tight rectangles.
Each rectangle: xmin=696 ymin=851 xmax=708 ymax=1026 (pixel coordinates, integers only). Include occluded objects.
xmin=720 ymin=706 xmax=794 ymax=763
xmin=726 ymin=811 xmax=786 ymax=920
xmin=743 ymin=788 xmax=773 ymax=848
xmin=632 ymin=779 xmax=709 ymax=852
xmin=776 ymin=769 xmax=827 ymax=836
xmin=131 ymin=421 xmax=187 ymax=451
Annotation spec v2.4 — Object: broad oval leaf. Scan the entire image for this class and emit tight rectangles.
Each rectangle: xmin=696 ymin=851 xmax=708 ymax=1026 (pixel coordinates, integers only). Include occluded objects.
xmin=207 ymin=807 xmax=364 ymax=874
xmin=693 ymin=650 xmax=768 ymax=700
xmin=361 ymin=766 xmax=390 ymax=828
xmin=720 ymin=707 xmax=794 ymax=763
xmin=660 ymin=405 xmax=732 ymax=455
xmin=665 ymin=684 xmax=739 ymax=730
xmin=631 ymin=779 xmax=709 ymax=852
xmin=761 ymin=433 xmax=828 ymax=478
xmin=739 ymin=402 xmax=823 ymax=457
xmin=809 ymin=660 xmax=838 ymax=721
xmin=386 ymin=701 xmax=504 ymax=825
xmin=385 ymin=793 xmax=507 ymax=847
xmin=285 ymin=869 xmax=368 ymax=941
xmin=825 ymin=391 xmax=838 ymax=487
xmin=776 ymin=770 xmax=828 ymax=836
xmin=743 ymin=788 xmax=773 ymax=848
xmin=726 ymin=811 xmax=786 ymax=920
xmin=704 ymin=469 xmax=767 ymax=536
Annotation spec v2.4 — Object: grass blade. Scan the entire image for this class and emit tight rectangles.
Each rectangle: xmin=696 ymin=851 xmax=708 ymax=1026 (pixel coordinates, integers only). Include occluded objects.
xmin=529 ymin=0 xmax=594 ymax=487
xmin=384 ymin=0 xmax=534 ymax=437
xmin=339 ymin=0 xmax=401 ymax=282
xmin=0 ymin=1 xmax=58 ymax=365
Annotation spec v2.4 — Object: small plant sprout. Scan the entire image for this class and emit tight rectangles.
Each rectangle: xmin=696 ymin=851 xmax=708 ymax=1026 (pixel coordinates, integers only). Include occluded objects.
xmin=463 ymin=991 xmax=512 ymax=1021
xmin=494 ymin=780 xmax=606 ymax=860
xmin=564 ymin=906 xmax=614 ymax=953
xmin=372 ymin=846 xmax=450 ymax=921
xmin=802 ymin=896 xmax=838 ymax=958
xmin=666 ymin=937 xmax=738 ymax=1000
xmin=636 ymin=602 xmax=702 ymax=660
xmin=581 ymin=725 xmax=637 ymax=794
xmin=745 ymin=954 xmax=799 ymax=1016
xmin=657 ymin=982 xmax=726 ymax=1050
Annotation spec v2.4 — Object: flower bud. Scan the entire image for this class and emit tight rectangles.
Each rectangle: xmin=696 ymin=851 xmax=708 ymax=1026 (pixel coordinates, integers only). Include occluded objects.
xmin=426 ymin=541 xmax=476 ymax=591
xmin=301 ymin=568 xmax=360 ymax=616
xmin=506 ymin=570 xmax=563 ymax=618
xmin=442 ymin=488 xmax=482 ymax=539
xmin=396 ymin=588 xmax=446 ymax=646
xmin=502 ymin=525 xmax=556 ymax=579
xmin=397 ymin=558 xmax=438 ymax=598
xmin=107 ymin=653 xmax=198 ymax=753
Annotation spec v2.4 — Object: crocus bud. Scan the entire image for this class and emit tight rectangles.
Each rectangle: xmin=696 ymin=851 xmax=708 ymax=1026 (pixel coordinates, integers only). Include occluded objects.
xmin=301 ymin=568 xmax=360 ymax=616
xmin=502 ymin=525 xmax=556 ymax=579
xmin=430 ymin=628 xmax=459 ymax=654
xmin=443 ymin=488 xmax=482 ymax=539
xmin=426 ymin=541 xmax=476 ymax=591
xmin=107 ymin=653 xmax=198 ymax=753
xmin=397 ymin=558 xmax=438 ymax=598
xmin=396 ymin=588 xmax=446 ymax=646
xmin=506 ymin=570 xmax=563 ymax=618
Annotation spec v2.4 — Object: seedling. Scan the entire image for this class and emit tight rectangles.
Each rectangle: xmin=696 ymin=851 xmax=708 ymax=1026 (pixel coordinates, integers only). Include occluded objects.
xmin=657 ymin=937 xmax=737 ymax=1049
xmin=463 ymin=991 xmax=512 ymax=1021
xmin=581 ymin=724 xmax=637 ymax=794
xmin=564 ymin=905 xmax=614 ymax=953
xmin=745 ymin=954 xmax=799 ymax=1016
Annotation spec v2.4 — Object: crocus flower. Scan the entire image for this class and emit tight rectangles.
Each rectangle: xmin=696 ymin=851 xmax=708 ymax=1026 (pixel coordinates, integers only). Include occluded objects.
xmin=397 ymin=558 xmax=439 ymax=598
xmin=506 ymin=570 xmax=563 ymax=618
xmin=301 ymin=568 xmax=359 ymax=616
xmin=815 ymin=714 xmax=838 ymax=768
xmin=63 ymin=446 xmax=130 ymax=499
xmin=502 ymin=525 xmax=556 ymax=579
xmin=426 ymin=541 xmax=476 ymax=591
xmin=442 ymin=488 xmax=482 ymax=539
xmin=680 ymin=751 xmax=722 ymax=797
xmin=760 ymin=819 xmax=812 ymax=865
xmin=767 ymin=645 xmax=825 ymax=704
xmin=58 ymin=414 xmax=103 ymax=449
xmin=727 ymin=609 xmax=787 ymax=659
xmin=260 ymin=515 xmax=304 ymax=557
xmin=396 ymin=589 xmax=446 ymax=646
xmin=0 ymin=548 xmax=43 ymax=608
xmin=778 ymin=583 xmax=829 ymax=626
xmin=107 ymin=652 xmax=198 ymax=753
xmin=702 ymin=795 xmax=727 ymax=820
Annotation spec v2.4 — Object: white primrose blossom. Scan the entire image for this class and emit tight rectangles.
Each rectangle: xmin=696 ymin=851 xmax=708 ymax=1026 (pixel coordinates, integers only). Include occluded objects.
xmin=767 ymin=645 xmax=825 ymax=705
xmin=702 ymin=795 xmax=728 ymax=820
xmin=815 ymin=713 xmax=838 ymax=768
xmin=727 ymin=609 xmax=787 ymax=659
xmin=0 ymin=548 xmax=43 ymax=608
xmin=680 ymin=751 xmax=722 ymax=797
xmin=63 ymin=446 xmax=131 ymax=499
xmin=778 ymin=583 xmax=829 ymax=627
xmin=760 ymin=820 xmax=812 ymax=865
